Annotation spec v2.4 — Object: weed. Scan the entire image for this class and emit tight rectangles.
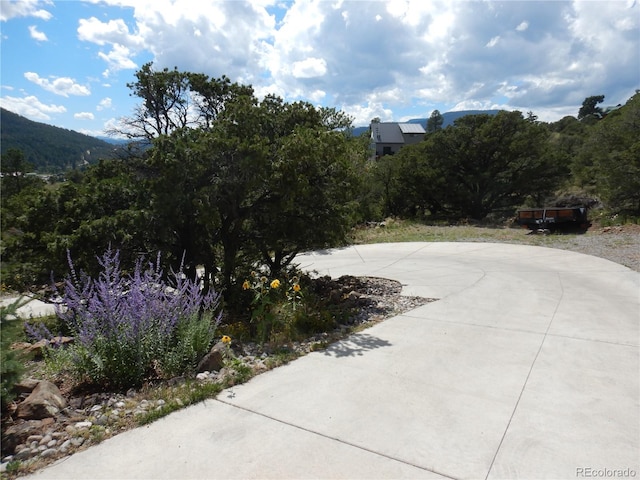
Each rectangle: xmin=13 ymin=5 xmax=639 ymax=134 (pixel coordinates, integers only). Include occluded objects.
xmin=88 ymin=425 xmax=106 ymax=444
xmin=5 ymin=460 xmax=22 ymax=474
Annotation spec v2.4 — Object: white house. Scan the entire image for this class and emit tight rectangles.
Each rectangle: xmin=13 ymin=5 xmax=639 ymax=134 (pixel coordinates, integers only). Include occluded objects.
xmin=370 ymin=122 xmax=426 ymax=159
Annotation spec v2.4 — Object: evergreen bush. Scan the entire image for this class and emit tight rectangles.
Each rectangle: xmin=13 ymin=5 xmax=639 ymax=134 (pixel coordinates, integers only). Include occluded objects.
xmin=1 ymin=298 xmax=27 ymax=410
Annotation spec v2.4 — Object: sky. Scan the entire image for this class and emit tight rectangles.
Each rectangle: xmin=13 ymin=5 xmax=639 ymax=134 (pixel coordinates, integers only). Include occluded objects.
xmin=1 ymin=0 xmax=638 ymax=138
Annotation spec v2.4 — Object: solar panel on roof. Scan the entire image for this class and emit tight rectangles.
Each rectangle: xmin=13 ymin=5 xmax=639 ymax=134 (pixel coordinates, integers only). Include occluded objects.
xmin=398 ymin=123 xmax=426 ymax=134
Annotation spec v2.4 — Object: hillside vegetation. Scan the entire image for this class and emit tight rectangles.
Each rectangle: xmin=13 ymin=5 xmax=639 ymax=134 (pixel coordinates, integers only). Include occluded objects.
xmin=0 ymin=108 xmax=117 ymax=173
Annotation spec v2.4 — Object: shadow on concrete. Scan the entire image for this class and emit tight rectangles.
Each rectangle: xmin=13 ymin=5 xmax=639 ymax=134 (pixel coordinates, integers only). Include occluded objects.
xmin=309 ymin=245 xmax=352 ymax=256
xmin=323 ymin=333 xmax=392 ymax=358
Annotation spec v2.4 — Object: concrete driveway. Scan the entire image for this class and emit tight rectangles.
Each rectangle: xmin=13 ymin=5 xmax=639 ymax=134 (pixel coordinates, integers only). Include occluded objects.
xmin=23 ymin=243 xmax=639 ymax=480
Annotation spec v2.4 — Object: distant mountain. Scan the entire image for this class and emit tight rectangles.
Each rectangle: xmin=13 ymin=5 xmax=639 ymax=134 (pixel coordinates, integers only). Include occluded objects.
xmin=0 ymin=108 xmax=119 ymax=173
xmin=351 ymin=110 xmax=501 ymax=137
xmin=94 ymin=136 xmax=131 ymax=145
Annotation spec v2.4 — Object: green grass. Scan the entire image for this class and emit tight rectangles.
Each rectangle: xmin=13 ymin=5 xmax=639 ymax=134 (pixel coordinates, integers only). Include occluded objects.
xmin=350 ymin=218 xmax=554 ymax=245
xmin=136 ymin=381 xmax=224 ymax=425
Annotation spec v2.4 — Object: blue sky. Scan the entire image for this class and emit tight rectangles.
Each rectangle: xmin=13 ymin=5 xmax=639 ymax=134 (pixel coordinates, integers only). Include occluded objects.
xmin=1 ymin=0 xmax=638 ymax=138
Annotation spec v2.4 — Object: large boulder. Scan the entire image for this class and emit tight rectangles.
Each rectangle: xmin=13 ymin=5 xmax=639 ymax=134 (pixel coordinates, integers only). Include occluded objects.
xmin=16 ymin=380 xmax=66 ymax=420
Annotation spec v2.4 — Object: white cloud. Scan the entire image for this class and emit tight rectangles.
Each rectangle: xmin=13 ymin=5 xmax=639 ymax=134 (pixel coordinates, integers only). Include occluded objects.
xmin=341 ymin=101 xmax=394 ymax=126
xmin=28 ymin=25 xmax=48 ymax=41
xmin=0 ymin=0 xmax=52 ymax=21
xmin=134 ymin=0 xmax=276 ymax=82
xmin=24 ymin=72 xmax=91 ymax=97
xmin=307 ymin=89 xmax=326 ymax=103
xmin=98 ymin=44 xmax=138 ymax=76
xmin=77 ymin=16 xmax=142 ymax=48
xmin=0 ymin=95 xmax=66 ymax=121
xmin=97 ymin=97 xmax=113 ymax=111
xmin=12 ymin=0 xmax=635 ymax=127
xmin=451 ymin=99 xmax=507 ymax=113
xmin=486 ymin=36 xmax=500 ymax=48
xmin=74 ymin=112 xmax=95 ymax=120
xmin=78 ymin=15 xmax=143 ymax=77
xmin=292 ymin=57 xmax=327 ymax=78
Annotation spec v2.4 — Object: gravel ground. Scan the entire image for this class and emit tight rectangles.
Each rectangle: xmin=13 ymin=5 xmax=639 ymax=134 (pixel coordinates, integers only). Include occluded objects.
xmin=531 ymin=226 xmax=640 ymax=272
xmin=354 ymin=222 xmax=640 ymax=272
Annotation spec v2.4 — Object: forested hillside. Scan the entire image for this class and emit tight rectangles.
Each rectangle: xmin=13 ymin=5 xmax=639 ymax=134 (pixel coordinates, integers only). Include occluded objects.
xmin=0 ymin=108 xmax=117 ymax=172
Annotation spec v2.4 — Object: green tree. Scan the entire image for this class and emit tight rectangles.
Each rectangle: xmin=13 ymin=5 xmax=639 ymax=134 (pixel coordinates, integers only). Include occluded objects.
xmin=185 ymin=95 xmax=358 ymax=288
xmin=113 ymin=63 xmax=192 ymax=139
xmin=250 ymin=126 xmax=360 ymax=276
xmin=0 ymin=148 xmax=46 ymax=246
xmin=426 ymin=109 xmax=444 ymax=133
xmin=4 ymin=65 xmax=362 ymax=296
xmin=187 ymin=72 xmax=254 ymax=130
xmin=392 ymin=111 xmax=561 ymax=220
xmin=575 ymin=92 xmax=640 ymax=212
xmin=578 ymin=95 xmax=605 ymax=120
xmin=116 ymin=66 xmax=360 ymax=294
xmin=3 ymin=157 xmax=151 ymax=286
xmin=1 ymin=148 xmax=34 ymax=195
xmin=1 ymin=299 xmax=27 ymax=410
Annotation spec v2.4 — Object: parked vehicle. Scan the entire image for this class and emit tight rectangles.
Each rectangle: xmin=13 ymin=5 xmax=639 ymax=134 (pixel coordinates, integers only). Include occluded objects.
xmin=516 ymin=207 xmax=591 ymax=232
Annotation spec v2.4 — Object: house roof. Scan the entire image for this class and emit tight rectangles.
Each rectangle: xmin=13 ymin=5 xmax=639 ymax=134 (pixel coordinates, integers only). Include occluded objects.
xmin=371 ymin=122 xmax=425 ymax=143
xmin=398 ymin=123 xmax=426 ymax=134
xmin=371 ymin=123 xmax=403 ymax=143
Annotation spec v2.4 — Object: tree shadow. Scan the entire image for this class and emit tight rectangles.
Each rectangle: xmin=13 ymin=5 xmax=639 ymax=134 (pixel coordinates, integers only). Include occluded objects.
xmin=311 ymin=245 xmax=352 ymax=256
xmin=323 ymin=332 xmax=392 ymax=358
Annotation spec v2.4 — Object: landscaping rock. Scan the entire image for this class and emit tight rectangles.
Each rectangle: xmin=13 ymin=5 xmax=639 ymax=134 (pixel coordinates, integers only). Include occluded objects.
xmin=196 ymin=341 xmax=229 ymax=373
xmin=16 ymin=380 xmax=67 ymax=420
xmin=14 ymin=378 xmax=41 ymax=395
xmin=12 ymin=337 xmax=74 ymax=359
xmin=1 ymin=420 xmax=42 ymax=454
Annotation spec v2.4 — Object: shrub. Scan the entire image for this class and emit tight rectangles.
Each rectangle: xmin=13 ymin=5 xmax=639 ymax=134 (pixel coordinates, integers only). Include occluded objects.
xmin=32 ymin=248 xmax=222 ymax=389
xmin=1 ymin=298 xmax=27 ymax=410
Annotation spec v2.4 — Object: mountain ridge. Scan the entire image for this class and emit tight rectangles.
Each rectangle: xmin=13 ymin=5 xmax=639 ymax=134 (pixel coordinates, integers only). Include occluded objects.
xmin=1 ymin=108 xmax=118 ymax=173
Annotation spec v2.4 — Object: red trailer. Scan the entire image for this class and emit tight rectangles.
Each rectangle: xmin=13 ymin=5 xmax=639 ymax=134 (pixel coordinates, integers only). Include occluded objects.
xmin=516 ymin=207 xmax=591 ymax=232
